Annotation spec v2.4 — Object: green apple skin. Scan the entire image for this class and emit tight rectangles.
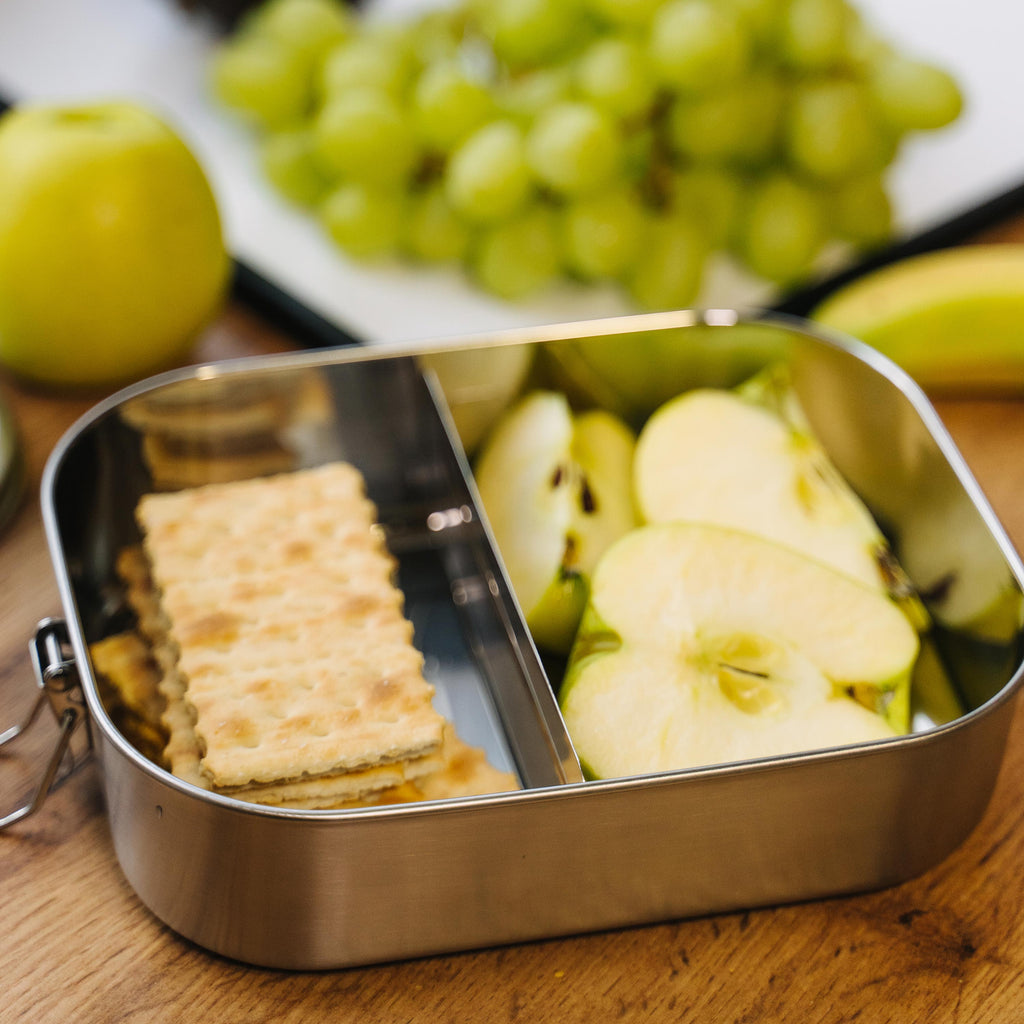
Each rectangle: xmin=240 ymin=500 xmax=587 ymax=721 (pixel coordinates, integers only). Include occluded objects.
xmin=560 ymin=522 xmax=918 ymax=780
xmin=910 ymin=637 xmax=965 ymax=729
xmin=0 ymin=101 xmax=230 ymax=388
xmin=526 ymin=568 xmax=589 ymax=654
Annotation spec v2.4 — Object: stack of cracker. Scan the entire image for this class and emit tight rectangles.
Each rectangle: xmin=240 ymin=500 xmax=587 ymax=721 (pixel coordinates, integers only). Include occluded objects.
xmin=104 ymin=461 xmax=517 ymax=808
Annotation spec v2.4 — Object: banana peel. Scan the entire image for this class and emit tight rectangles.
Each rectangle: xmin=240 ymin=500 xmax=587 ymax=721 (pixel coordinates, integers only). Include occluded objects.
xmin=811 ymin=244 xmax=1024 ymax=394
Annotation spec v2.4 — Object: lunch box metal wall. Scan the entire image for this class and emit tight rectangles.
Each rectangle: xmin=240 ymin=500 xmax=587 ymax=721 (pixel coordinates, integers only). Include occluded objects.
xmin=5 ymin=310 xmax=1024 ymax=970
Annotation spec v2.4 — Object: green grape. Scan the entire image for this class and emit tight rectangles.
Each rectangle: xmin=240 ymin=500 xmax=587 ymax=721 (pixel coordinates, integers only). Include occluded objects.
xmin=561 ymin=186 xmax=648 ymax=280
xmin=720 ymin=0 xmax=785 ymax=51
xmin=585 ymin=0 xmax=662 ymax=29
xmin=211 ymin=0 xmax=965 ymax=309
xmin=445 ymin=120 xmax=533 ymax=224
xmin=319 ymin=35 xmax=412 ymax=100
xmin=649 ymin=0 xmax=752 ymax=95
xmin=621 ymin=123 xmax=656 ymax=183
xmin=261 ymin=128 xmax=335 ymax=206
xmin=210 ymin=34 xmax=313 ymax=130
xmin=784 ymin=77 xmax=885 ymax=181
xmin=320 ymin=181 xmax=405 ymax=260
xmin=497 ymin=66 xmax=574 ymax=124
xmin=526 ymin=101 xmax=622 ymax=198
xmin=778 ymin=0 xmax=852 ymax=72
xmin=472 ymin=204 xmax=561 ymax=299
xmin=829 ymin=172 xmax=893 ymax=249
xmin=626 ymin=216 xmax=709 ymax=310
xmin=404 ymin=185 xmax=473 ymax=263
xmin=313 ymin=87 xmax=419 ymax=185
xmin=402 ymin=8 xmax=466 ymax=67
xmin=667 ymin=166 xmax=743 ymax=248
xmin=842 ymin=14 xmax=891 ymax=71
xmin=866 ymin=54 xmax=964 ymax=133
xmin=734 ymin=68 xmax=785 ymax=165
xmin=667 ymin=84 xmax=755 ymax=164
xmin=484 ymin=0 xmax=589 ymax=69
xmin=412 ymin=61 xmax=494 ymax=154
xmin=667 ymin=67 xmax=784 ymax=166
xmin=573 ymin=36 xmax=657 ymax=122
xmin=245 ymin=0 xmax=352 ymax=65
xmin=734 ymin=172 xmax=826 ymax=284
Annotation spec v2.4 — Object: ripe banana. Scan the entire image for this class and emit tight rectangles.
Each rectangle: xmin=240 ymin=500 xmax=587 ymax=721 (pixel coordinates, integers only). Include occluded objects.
xmin=810 ymin=244 xmax=1024 ymax=393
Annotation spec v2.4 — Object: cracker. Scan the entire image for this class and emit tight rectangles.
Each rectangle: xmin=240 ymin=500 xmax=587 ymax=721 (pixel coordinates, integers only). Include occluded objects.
xmin=122 ymin=369 xmax=332 ymax=489
xmin=120 ymin=373 xmax=300 ymax=439
xmin=141 ymin=434 xmax=297 ymax=490
xmin=330 ymin=724 xmax=520 ymax=808
xmin=89 ymin=631 xmax=168 ymax=763
xmin=93 ymin=612 xmax=521 ymax=805
xmin=89 ymin=631 xmax=166 ymax=726
xmin=221 ymin=748 xmax=446 ymax=808
xmin=413 ymin=723 xmax=519 ymax=801
xmin=133 ymin=463 xmax=446 ymax=792
xmin=116 ymin=547 xmax=201 ymax=777
xmin=114 ymin=461 xmax=518 ymax=808
xmin=136 ymin=461 xmax=375 ymax=572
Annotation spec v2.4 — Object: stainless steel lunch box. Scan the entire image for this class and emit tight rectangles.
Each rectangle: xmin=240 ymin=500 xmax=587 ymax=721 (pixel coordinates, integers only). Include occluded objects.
xmin=11 ymin=311 xmax=1024 ymax=969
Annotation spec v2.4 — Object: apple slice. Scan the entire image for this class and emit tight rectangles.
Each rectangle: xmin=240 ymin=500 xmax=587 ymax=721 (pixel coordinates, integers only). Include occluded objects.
xmin=899 ymin=495 xmax=1023 ymax=642
xmin=474 ymin=390 xmax=637 ymax=653
xmin=560 ymin=522 xmax=919 ymax=779
xmin=634 ymin=383 xmax=910 ymax=600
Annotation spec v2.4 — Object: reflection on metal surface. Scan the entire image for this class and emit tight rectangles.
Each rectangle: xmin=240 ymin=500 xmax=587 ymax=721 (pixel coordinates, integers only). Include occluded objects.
xmin=119 ymin=366 xmax=337 ymax=489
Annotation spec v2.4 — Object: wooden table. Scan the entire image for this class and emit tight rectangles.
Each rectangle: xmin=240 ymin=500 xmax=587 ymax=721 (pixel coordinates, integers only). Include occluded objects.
xmin=4 ymin=227 xmax=1024 ymax=1023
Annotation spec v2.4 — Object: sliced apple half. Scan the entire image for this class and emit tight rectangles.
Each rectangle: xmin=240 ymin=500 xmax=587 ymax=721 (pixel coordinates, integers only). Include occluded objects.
xmin=560 ymin=522 xmax=919 ymax=780
xmin=474 ymin=390 xmax=637 ymax=653
xmin=634 ymin=383 xmax=920 ymax=613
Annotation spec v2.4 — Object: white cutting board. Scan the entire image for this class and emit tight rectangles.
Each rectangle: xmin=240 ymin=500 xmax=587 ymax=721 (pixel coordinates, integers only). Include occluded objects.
xmin=1 ymin=0 xmax=1022 ymax=346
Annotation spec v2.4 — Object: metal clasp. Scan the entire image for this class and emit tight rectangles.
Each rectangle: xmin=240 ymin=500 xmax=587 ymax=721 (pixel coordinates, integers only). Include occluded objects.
xmin=0 ymin=617 xmax=91 ymax=830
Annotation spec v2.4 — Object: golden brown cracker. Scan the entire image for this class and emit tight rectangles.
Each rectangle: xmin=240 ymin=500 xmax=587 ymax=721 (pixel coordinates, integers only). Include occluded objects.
xmin=133 ymin=463 xmax=446 ymax=792
xmin=141 ymin=434 xmax=297 ymax=490
xmin=89 ymin=631 xmax=169 ymax=763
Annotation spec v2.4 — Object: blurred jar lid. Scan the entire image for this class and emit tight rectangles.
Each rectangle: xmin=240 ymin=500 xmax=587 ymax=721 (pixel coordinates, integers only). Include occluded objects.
xmin=0 ymin=390 xmax=25 ymax=534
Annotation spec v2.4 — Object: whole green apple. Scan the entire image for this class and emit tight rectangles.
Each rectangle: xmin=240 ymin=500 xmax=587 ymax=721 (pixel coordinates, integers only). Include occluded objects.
xmin=0 ymin=101 xmax=230 ymax=388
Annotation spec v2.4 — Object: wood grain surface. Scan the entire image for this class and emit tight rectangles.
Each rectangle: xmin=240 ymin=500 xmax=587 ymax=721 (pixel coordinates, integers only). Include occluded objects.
xmin=3 ymin=232 xmax=1024 ymax=1023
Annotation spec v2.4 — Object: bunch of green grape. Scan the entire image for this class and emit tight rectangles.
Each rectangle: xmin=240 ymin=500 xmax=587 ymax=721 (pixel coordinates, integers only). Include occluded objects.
xmin=210 ymin=0 xmax=963 ymax=308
